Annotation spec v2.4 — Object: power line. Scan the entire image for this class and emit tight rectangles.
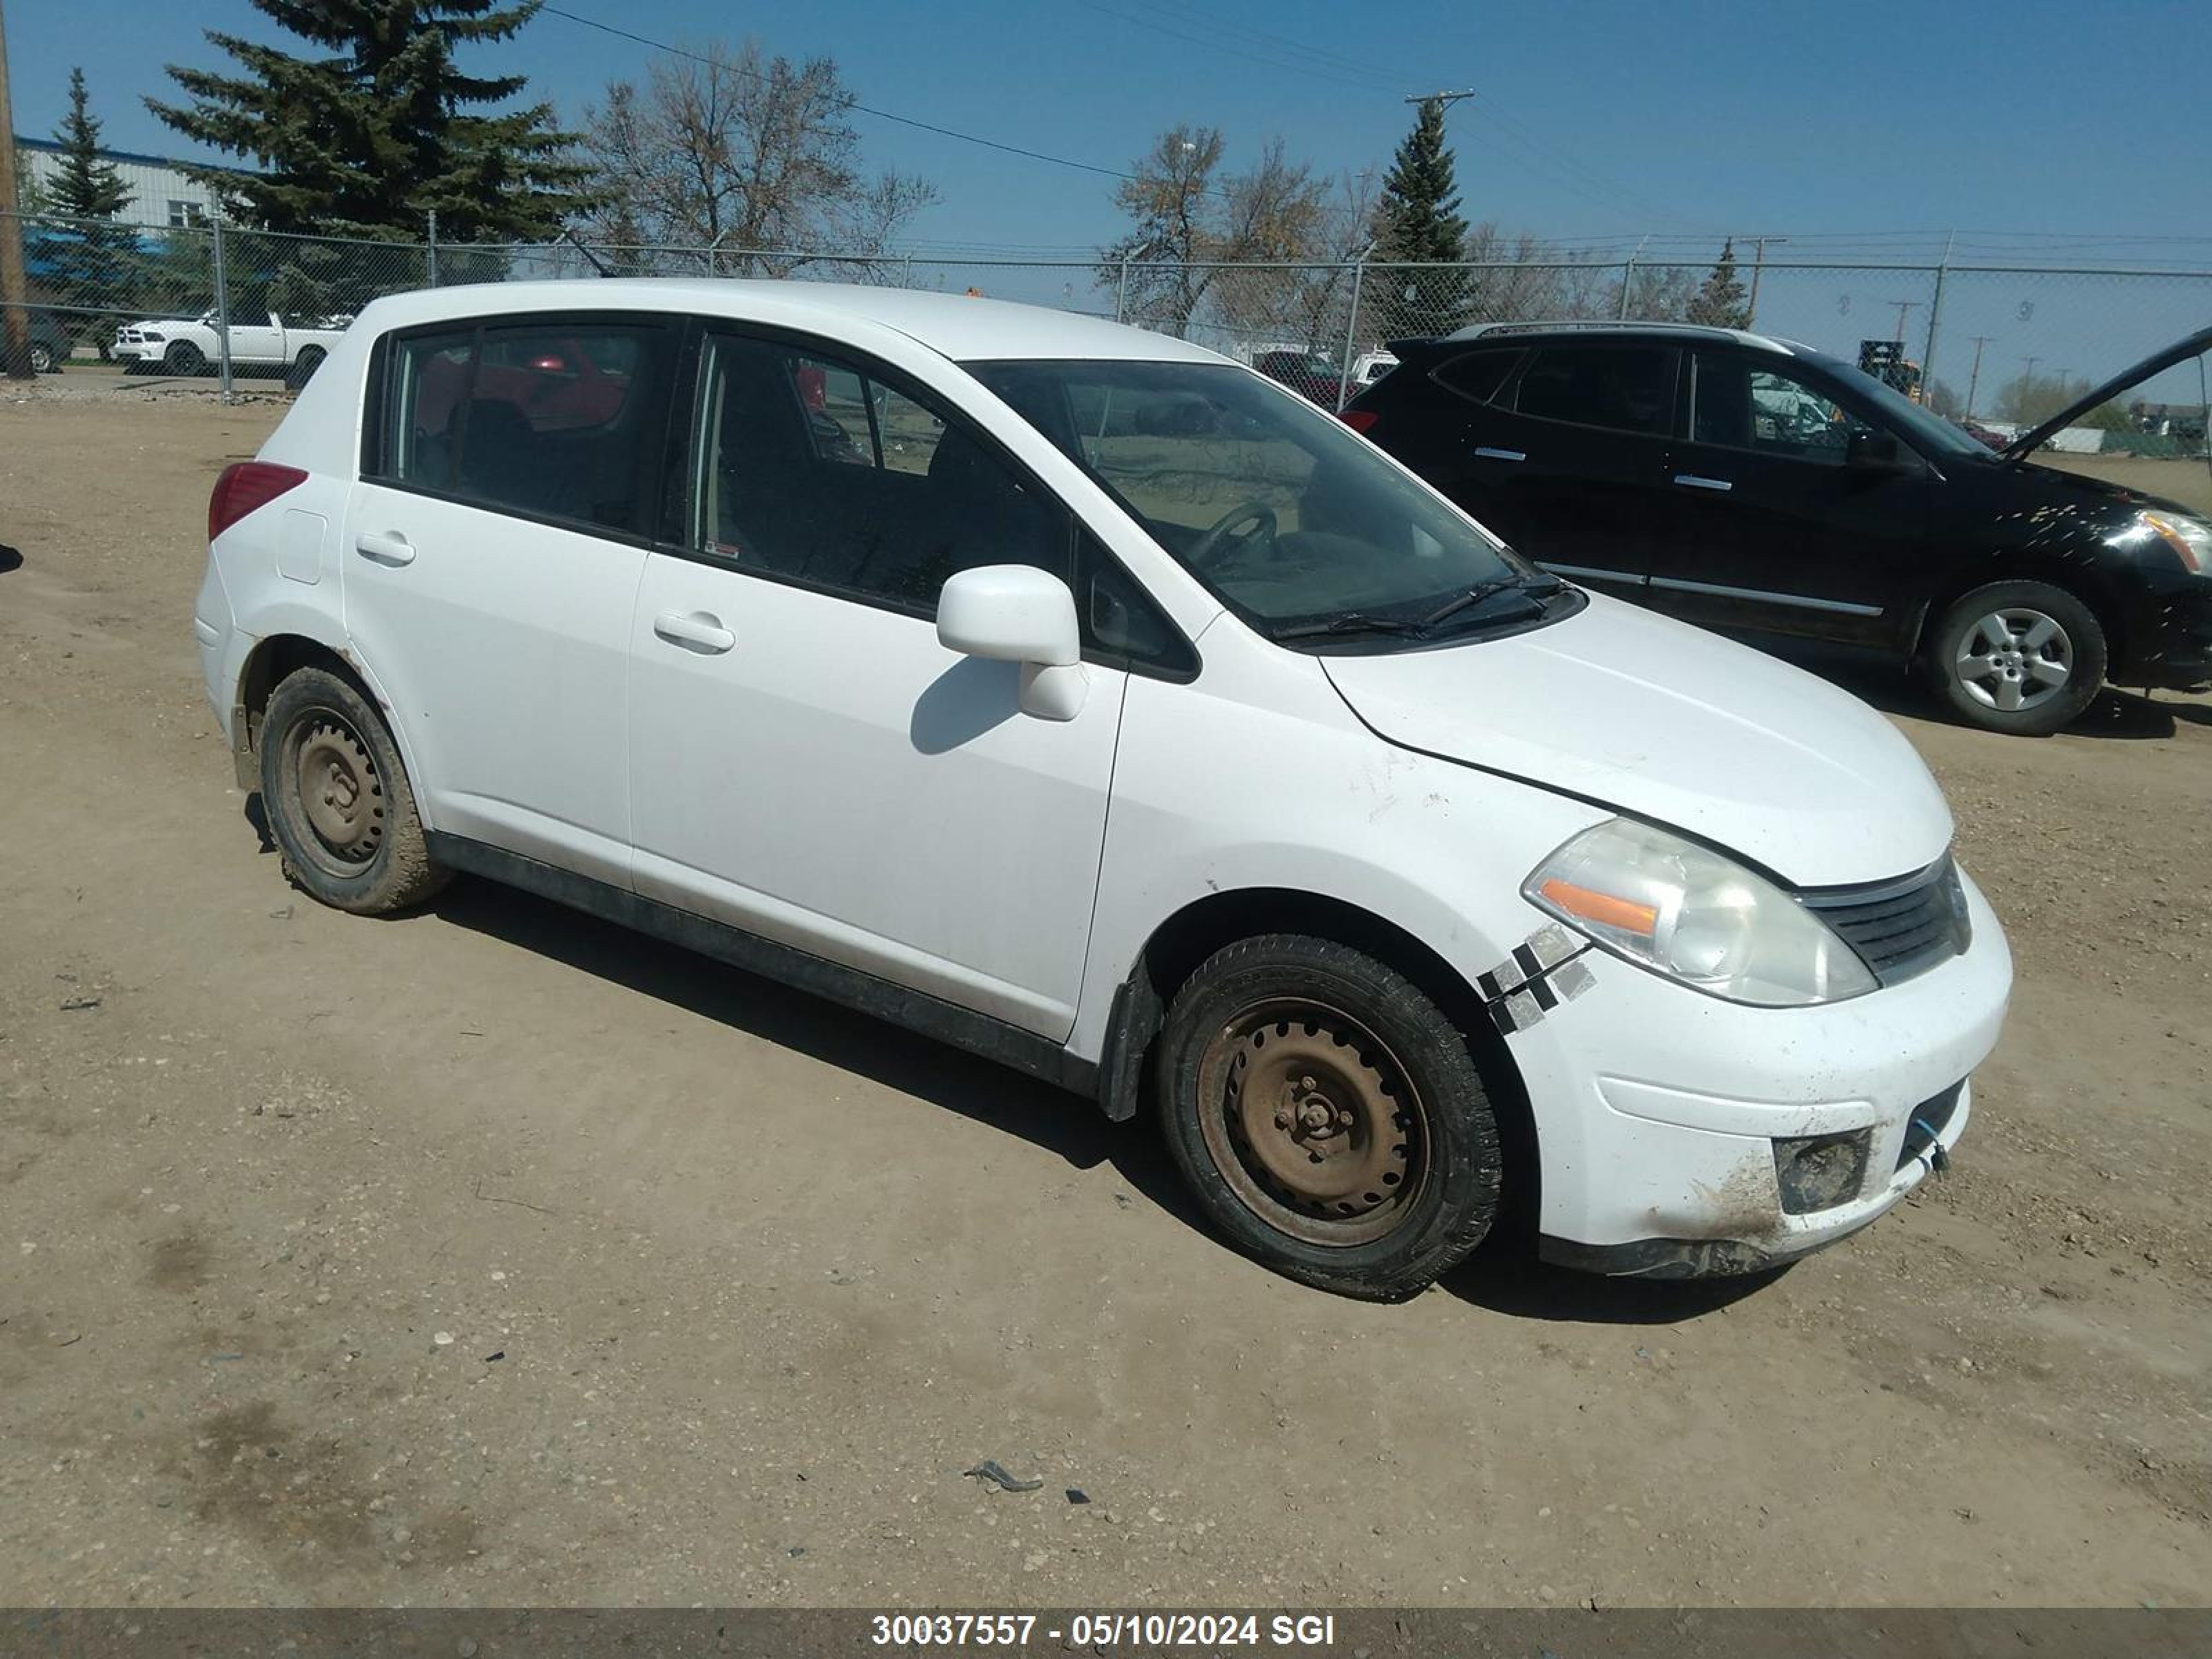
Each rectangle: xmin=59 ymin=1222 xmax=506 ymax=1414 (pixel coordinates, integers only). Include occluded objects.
xmin=541 ymin=5 xmax=1144 ymax=187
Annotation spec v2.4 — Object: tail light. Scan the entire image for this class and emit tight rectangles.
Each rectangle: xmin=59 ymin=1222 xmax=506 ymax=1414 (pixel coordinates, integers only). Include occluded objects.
xmin=208 ymin=461 xmax=308 ymax=542
xmin=1338 ymin=408 xmax=1380 ymax=433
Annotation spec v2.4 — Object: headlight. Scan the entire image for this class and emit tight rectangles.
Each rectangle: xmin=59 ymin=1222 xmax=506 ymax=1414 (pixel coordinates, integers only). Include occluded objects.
xmin=2110 ymin=509 xmax=2210 ymax=574
xmin=1524 ymin=818 xmax=1877 ymax=1007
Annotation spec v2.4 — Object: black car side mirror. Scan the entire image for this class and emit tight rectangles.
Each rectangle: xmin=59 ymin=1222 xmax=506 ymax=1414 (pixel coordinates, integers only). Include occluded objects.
xmin=1846 ymin=429 xmax=1906 ymax=469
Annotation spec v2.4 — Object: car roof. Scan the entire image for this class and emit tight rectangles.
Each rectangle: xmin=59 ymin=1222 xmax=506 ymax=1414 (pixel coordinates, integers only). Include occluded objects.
xmin=350 ymin=279 xmax=1227 ymax=366
xmin=1443 ymin=319 xmax=1800 ymax=353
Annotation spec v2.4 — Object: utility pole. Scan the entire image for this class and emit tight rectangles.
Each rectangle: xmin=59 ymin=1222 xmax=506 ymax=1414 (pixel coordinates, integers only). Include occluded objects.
xmin=1964 ymin=335 xmax=1993 ymax=418
xmin=0 ymin=0 xmax=35 ymax=381
xmin=1887 ymin=299 xmax=1922 ymax=343
xmin=1405 ymin=88 xmax=1478 ymax=112
xmin=1744 ymin=235 xmax=1788 ymax=328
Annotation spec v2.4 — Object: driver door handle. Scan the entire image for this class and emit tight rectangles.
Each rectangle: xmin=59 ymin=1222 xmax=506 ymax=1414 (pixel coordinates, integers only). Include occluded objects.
xmin=1474 ymin=447 xmax=1526 ymax=462
xmin=354 ymin=529 xmax=416 ymax=565
xmin=653 ymin=610 xmax=735 ymax=654
xmin=1674 ymin=474 xmax=1732 ymax=492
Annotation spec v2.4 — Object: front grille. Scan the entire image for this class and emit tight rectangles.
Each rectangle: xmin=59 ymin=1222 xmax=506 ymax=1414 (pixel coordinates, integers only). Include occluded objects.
xmin=1897 ymin=1080 xmax=1965 ymax=1169
xmin=1799 ymin=856 xmax=1970 ymax=988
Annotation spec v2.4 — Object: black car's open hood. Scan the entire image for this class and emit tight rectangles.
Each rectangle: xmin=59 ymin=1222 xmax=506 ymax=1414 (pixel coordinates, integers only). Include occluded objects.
xmin=2003 ymin=322 xmax=2212 ymax=459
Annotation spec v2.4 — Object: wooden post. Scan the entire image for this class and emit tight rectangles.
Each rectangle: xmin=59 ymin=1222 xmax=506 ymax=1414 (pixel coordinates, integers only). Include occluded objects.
xmin=0 ymin=0 xmax=37 ymax=380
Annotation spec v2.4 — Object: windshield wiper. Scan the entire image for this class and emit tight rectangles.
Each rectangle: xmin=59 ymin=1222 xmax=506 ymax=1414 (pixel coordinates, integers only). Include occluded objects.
xmin=1272 ymin=612 xmax=1432 ymax=642
xmin=1418 ymin=574 xmax=1555 ymax=630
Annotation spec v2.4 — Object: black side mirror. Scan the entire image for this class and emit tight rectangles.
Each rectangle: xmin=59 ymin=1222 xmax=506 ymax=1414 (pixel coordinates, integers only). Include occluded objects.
xmin=1846 ymin=428 xmax=1904 ymax=469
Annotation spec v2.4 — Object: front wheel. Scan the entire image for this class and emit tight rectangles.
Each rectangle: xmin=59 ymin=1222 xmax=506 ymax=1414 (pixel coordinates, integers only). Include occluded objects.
xmin=259 ymin=666 xmax=449 ymax=914
xmin=29 ymin=343 xmax=55 ymax=374
xmin=1924 ymin=579 xmax=2106 ymax=735
xmin=1156 ymin=935 xmax=1503 ymax=1300
xmin=162 ymin=341 xmax=206 ymax=376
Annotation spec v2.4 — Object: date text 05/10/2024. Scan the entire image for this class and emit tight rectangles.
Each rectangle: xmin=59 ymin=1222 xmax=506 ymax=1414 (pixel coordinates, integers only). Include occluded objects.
xmin=869 ymin=1613 xmax=1339 ymax=1647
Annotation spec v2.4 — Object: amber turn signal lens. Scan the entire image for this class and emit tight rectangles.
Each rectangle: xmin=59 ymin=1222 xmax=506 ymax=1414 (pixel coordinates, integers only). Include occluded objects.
xmin=1537 ymin=878 xmax=1659 ymax=937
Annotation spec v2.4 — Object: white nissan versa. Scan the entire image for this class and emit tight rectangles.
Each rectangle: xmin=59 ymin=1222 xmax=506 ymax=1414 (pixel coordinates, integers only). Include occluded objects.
xmin=194 ymin=281 xmax=2011 ymax=1298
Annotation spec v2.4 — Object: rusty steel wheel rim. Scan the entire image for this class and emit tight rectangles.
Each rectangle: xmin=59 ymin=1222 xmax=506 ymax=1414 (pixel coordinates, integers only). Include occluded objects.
xmin=287 ymin=711 xmax=385 ymax=871
xmin=1195 ymin=997 xmax=1428 ymax=1247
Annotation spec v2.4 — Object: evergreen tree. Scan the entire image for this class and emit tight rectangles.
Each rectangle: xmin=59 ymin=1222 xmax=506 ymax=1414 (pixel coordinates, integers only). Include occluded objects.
xmin=32 ymin=70 xmax=138 ymax=350
xmin=147 ymin=1 xmax=590 ymax=243
xmin=1373 ymin=97 xmax=1469 ymax=339
xmin=1686 ymin=238 xmax=1752 ymax=328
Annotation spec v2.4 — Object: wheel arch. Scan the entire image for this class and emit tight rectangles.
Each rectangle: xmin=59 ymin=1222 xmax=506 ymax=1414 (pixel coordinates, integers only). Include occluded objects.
xmin=1910 ymin=553 xmax=2128 ymax=667
xmin=1094 ymin=885 xmax=1540 ymax=1230
xmin=233 ymin=633 xmax=419 ymax=798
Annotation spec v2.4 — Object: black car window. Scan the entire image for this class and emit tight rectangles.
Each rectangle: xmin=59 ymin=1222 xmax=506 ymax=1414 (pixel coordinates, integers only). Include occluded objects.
xmin=1512 ymin=345 xmax=1676 ymax=438
xmin=374 ymin=319 xmax=677 ymax=534
xmin=1692 ymin=351 xmax=1875 ymax=465
xmin=1432 ymin=348 xmax=1521 ymax=406
xmin=690 ymin=331 xmax=1069 ymax=617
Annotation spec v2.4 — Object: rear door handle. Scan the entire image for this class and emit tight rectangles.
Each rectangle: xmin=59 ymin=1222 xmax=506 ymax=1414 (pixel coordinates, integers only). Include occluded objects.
xmin=653 ymin=610 xmax=735 ymax=654
xmin=1474 ymin=447 xmax=1526 ymax=462
xmin=354 ymin=529 xmax=416 ymax=565
xmin=1673 ymin=474 xmax=1732 ymax=492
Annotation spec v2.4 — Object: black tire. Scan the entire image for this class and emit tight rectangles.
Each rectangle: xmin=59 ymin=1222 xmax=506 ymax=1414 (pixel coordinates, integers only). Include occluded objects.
xmin=1156 ymin=934 xmax=1503 ymax=1300
xmin=285 ymin=346 xmax=326 ymax=391
xmin=1924 ymin=579 xmax=2106 ymax=736
xmin=162 ymin=340 xmax=206 ymax=376
xmin=259 ymin=666 xmax=449 ymax=915
xmin=29 ymin=344 xmax=54 ymax=375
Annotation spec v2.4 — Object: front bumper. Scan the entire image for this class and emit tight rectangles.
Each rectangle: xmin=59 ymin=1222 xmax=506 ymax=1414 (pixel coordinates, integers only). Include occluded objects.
xmin=2116 ymin=572 xmax=2212 ymax=691
xmin=1507 ymin=868 xmax=2011 ymax=1275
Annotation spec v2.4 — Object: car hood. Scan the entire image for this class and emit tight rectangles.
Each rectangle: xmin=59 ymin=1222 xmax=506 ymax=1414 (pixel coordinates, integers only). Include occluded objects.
xmin=1320 ymin=594 xmax=1953 ymax=888
xmin=2004 ymin=321 xmax=2212 ymax=458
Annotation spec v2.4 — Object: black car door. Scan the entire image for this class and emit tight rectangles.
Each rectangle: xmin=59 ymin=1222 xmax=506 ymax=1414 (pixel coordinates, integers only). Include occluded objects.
xmin=1427 ymin=341 xmax=1680 ymax=598
xmin=1644 ymin=347 xmax=1936 ymax=648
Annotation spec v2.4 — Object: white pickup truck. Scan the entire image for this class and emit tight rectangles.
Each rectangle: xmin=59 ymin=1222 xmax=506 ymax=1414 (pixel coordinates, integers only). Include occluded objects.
xmin=113 ymin=310 xmax=352 ymax=379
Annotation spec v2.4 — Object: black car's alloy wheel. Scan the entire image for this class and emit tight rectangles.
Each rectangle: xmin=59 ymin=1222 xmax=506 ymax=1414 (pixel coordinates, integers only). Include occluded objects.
xmin=1927 ymin=580 xmax=2106 ymax=736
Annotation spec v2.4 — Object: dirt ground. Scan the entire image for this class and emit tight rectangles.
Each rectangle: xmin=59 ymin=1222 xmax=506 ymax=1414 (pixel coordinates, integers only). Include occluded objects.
xmin=2043 ymin=452 xmax=2212 ymax=516
xmin=1 ymin=393 xmax=2207 ymax=1611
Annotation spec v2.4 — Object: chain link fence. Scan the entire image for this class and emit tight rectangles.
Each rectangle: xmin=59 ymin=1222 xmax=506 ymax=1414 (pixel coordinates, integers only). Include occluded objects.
xmin=5 ymin=209 xmax=2208 ymax=456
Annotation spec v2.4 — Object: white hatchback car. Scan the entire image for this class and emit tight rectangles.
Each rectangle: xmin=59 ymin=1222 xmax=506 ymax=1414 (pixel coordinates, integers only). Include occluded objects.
xmin=194 ymin=281 xmax=2011 ymax=1298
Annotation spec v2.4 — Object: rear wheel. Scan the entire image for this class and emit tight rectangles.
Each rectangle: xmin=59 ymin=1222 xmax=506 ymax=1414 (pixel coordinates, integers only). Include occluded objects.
xmin=1924 ymin=579 xmax=2106 ymax=735
xmin=285 ymin=345 xmax=326 ymax=391
xmin=1156 ymin=934 xmax=1503 ymax=1300
xmin=29 ymin=343 xmax=54 ymax=374
xmin=162 ymin=340 xmax=206 ymax=376
xmin=259 ymin=666 xmax=448 ymax=914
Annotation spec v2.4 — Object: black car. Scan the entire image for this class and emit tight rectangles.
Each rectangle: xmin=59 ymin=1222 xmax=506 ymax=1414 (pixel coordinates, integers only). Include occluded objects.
xmin=3 ymin=306 xmax=71 ymax=375
xmin=1343 ymin=320 xmax=2212 ymax=734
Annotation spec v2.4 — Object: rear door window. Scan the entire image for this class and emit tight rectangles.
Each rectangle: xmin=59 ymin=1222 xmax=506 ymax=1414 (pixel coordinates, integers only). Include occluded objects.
xmin=373 ymin=316 xmax=679 ymax=534
xmin=1511 ymin=345 xmax=1676 ymax=438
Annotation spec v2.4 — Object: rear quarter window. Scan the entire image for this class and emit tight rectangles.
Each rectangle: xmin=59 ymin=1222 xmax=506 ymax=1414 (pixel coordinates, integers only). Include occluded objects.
xmin=1431 ymin=348 xmax=1522 ymax=406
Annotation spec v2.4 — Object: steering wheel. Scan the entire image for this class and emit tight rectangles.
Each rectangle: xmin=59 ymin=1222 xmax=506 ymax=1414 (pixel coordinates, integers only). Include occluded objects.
xmin=1185 ymin=500 xmax=1280 ymax=571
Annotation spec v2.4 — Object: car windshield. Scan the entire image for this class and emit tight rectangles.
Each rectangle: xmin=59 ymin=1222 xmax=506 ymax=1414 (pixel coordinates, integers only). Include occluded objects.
xmin=1798 ymin=348 xmax=1989 ymax=460
xmin=968 ymin=359 xmax=1564 ymax=645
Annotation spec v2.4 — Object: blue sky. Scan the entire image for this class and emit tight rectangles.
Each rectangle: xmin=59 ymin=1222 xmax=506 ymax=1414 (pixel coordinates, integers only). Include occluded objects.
xmin=12 ymin=0 xmax=2212 ymax=262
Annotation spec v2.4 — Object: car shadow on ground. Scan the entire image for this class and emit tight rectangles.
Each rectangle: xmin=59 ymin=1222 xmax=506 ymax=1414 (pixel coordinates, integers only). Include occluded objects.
xmin=1440 ymin=1244 xmax=1782 ymax=1324
xmin=1723 ymin=629 xmax=2198 ymax=740
xmin=406 ymin=870 xmax=1777 ymax=1327
xmin=422 ymin=871 xmax=1204 ymax=1224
